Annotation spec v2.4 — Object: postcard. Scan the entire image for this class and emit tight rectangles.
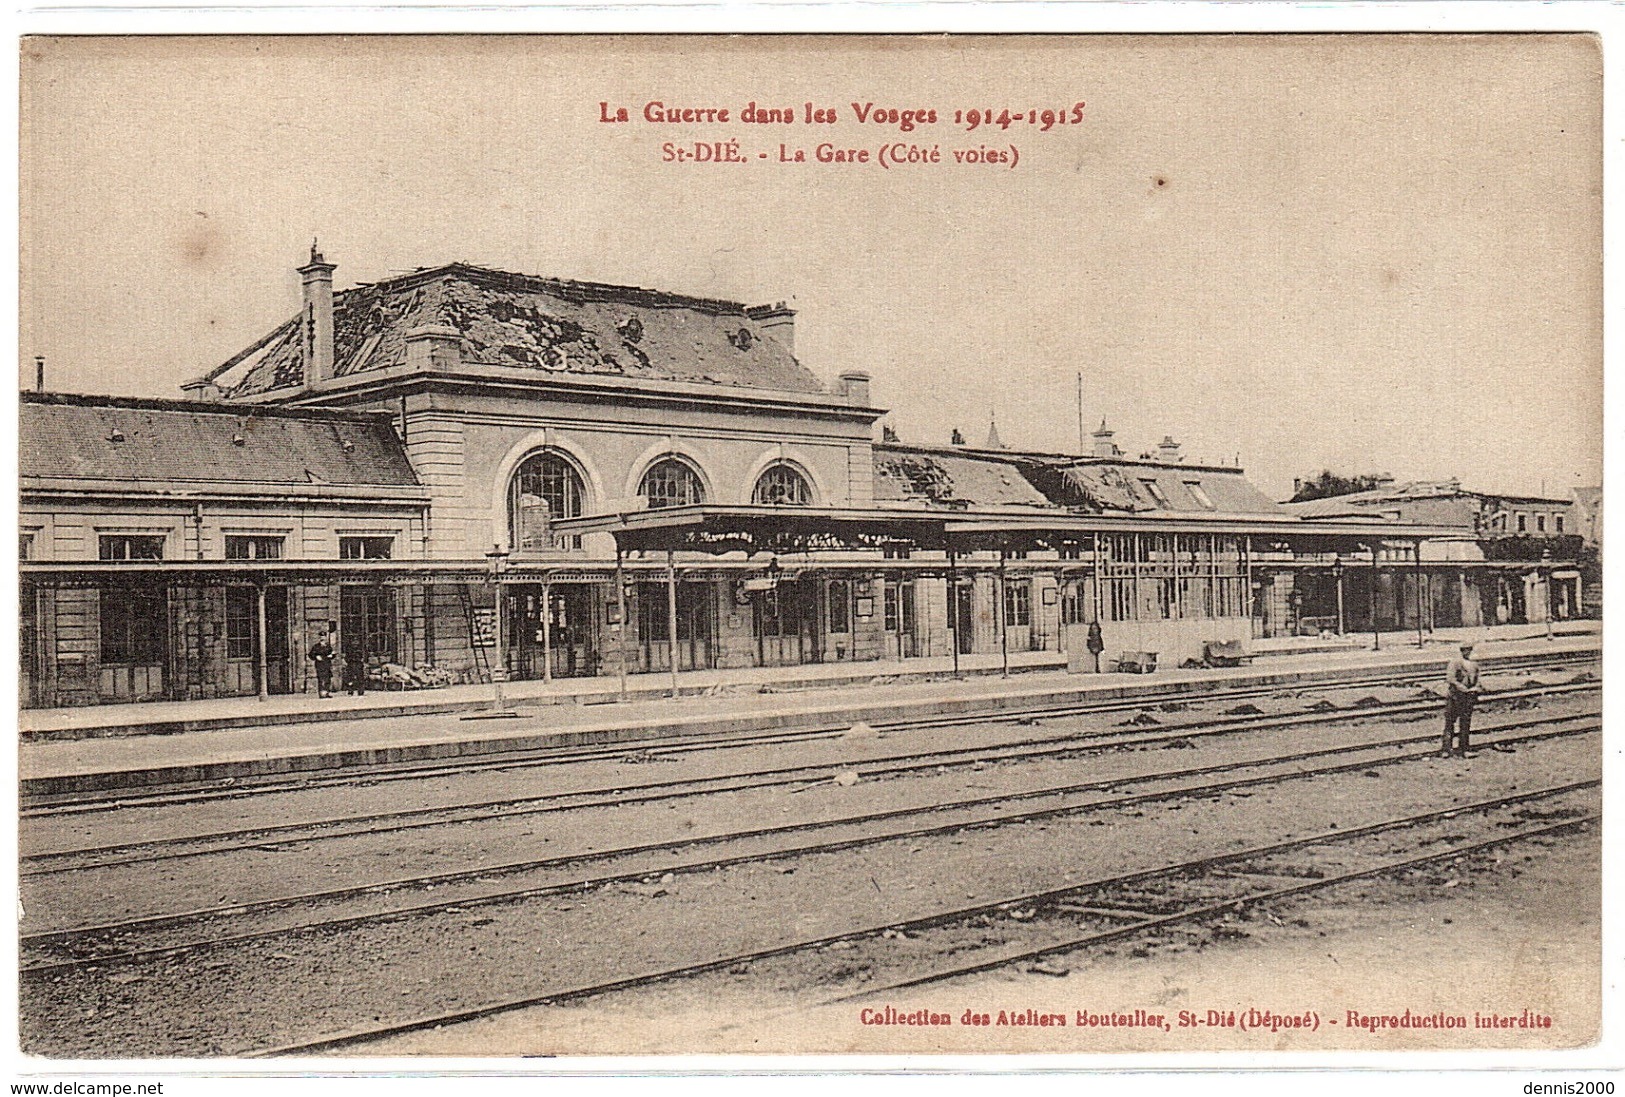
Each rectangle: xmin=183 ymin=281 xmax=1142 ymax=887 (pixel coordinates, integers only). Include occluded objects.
xmin=14 ymin=30 xmax=1607 ymax=1069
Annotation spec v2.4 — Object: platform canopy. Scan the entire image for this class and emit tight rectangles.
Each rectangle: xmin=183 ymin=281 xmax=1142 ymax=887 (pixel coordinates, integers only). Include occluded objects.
xmin=553 ymin=504 xmax=952 ymax=555
xmin=16 ymin=558 xmax=504 ymax=588
xmin=552 ymin=504 xmax=1468 ymax=556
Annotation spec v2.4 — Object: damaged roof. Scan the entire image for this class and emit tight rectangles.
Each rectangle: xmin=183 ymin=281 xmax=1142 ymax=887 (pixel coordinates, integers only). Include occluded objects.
xmin=1044 ymin=460 xmax=1284 ymax=516
xmin=215 ymin=263 xmax=821 ymax=398
xmin=1282 ymin=480 xmax=1573 ymax=520
xmin=874 ymin=447 xmax=1055 ymax=509
xmin=874 ymin=443 xmax=1285 ymax=516
xmin=20 ymin=392 xmax=421 ymax=490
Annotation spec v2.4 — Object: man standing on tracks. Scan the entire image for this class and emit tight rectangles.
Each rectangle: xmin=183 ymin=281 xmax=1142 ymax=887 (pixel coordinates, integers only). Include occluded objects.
xmin=1442 ymin=641 xmax=1481 ymax=756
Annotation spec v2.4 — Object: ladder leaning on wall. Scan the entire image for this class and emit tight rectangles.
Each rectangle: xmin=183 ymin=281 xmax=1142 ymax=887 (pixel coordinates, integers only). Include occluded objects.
xmin=456 ymin=582 xmax=493 ymax=684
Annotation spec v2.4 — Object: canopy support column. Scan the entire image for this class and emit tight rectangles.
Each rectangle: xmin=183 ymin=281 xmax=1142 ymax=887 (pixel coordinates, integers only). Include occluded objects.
xmin=1094 ymin=531 xmax=1104 ymax=624
xmin=615 ymin=542 xmax=629 ymax=702
xmin=1334 ymin=557 xmax=1346 ymax=636
xmin=1366 ymin=543 xmax=1380 ymax=651
xmin=667 ymin=550 xmax=680 ymax=699
xmin=1414 ymin=541 xmax=1425 ymax=649
xmin=255 ymin=582 xmax=269 ymax=702
xmin=541 ymin=574 xmax=553 ymax=684
xmin=997 ymin=541 xmax=1009 ymax=679
xmin=948 ymin=541 xmax=960 ymax=679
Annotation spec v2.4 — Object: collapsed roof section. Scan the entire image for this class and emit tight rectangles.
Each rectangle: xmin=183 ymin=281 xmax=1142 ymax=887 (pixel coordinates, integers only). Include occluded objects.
xmin=873 ymin=443 xmax=1286 ymax=518
xmin=211 ymin=263 xmax=819 ymax=399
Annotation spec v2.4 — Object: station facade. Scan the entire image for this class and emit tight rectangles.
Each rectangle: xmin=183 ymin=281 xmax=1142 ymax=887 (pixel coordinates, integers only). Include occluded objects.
xmin=18 ymin=253 xmax=1584 ymax=707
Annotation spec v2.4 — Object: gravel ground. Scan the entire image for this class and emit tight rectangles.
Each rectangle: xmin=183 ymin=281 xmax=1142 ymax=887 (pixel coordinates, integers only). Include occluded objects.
xmin=25 ymin=666 xmax=1580 ymax=858
xmin=375 ymin=822 xmax=1601 ymax=1056
xmin=18 ymin=727 xmax=1599 ymax=1058
xmin=20 ymin=687 xmax=1596 ymax=937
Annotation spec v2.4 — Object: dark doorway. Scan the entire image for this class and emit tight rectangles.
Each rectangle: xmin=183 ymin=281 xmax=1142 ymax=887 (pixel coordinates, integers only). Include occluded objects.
xmin=99 ymin=583 xmax=168 ymax=701
xmin=340 ymin=586 xmax=397 ymax=686
xmin=510 ymin=584 xmax=600 ymax=679
xmin=225 ymin=585 xmax=292 ymax=694
xmin=754 ymin=579 xmax=821 ymax=667
xmin=954 ymin=582 xmax=975 ymax=655
xmin=634 ymin=581 xmax=713 ymax=673
xmin=884 ymin=578 xmax=918 ymax=659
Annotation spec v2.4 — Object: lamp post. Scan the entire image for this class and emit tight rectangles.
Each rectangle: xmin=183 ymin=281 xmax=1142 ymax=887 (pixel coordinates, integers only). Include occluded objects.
xmin=1541 ymin=546 xmax=1554 ymax=641
xmin=485 ymin=544 xmax=516 ymax=716
xmin=613 ymin=543 xmax=629 ymax=702
xmin=1364 ymin=543 xmax=1380 ymax=651
xmin=1331 ymin=553 xmax=1346 ymax=636
xmin=666 ymin=549 xmax=681 ymax=699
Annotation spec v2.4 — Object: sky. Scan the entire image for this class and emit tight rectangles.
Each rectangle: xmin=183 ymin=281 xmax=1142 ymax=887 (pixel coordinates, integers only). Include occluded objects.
xmin=18 ymin=33 xmax=1602 ymax=501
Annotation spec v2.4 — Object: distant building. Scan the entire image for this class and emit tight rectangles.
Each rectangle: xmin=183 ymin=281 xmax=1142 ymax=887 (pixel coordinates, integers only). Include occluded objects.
xmin=1283 ymin=478 xmax=1577 ymax=539
xmin=1283 ymin=478 xmax=1586 ymax=632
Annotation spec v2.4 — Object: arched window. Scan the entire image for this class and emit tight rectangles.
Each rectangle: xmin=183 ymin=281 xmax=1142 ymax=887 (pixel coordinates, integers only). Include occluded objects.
xmin=639 ymin=457 xmax=705 ymax=509
xmin=510 ymin=450 xmax=584 ymax=551
xmin=753 ymin=463 xmax=812 ymax=506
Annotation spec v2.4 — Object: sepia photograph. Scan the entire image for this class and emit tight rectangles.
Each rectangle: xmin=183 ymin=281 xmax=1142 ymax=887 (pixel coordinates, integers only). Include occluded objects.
xmin=13 ymin=31 xmax=1606 ymax=1063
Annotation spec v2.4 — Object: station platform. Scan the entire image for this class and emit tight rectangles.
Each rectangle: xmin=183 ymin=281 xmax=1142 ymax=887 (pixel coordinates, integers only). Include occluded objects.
xmin=19 ymin=622 xmax=1600 ymax=798
xmin=23 ymin=647 xmax=1069 ymax=741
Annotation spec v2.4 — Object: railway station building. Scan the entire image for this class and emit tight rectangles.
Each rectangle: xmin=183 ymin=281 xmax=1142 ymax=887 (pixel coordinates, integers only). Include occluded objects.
xmin=18 ymin=251 xmax=1583 ymax=707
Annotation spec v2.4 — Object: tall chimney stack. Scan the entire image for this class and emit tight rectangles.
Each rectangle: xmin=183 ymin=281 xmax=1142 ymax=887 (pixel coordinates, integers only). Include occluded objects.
xmin=1156 ymin=435 xmax=1182 ymax=463
xmin=298 ymin=241 xmax=337 ymax=386
xmin=838 ymin=370 xmax=871 ymax=407
xmin=34 ymin=356 xmax=44 ymax=393
xmin=748 ymin=302 xmax=795 ymax=353
xmin=1091 ymin=419 xmax=1118 ymax=459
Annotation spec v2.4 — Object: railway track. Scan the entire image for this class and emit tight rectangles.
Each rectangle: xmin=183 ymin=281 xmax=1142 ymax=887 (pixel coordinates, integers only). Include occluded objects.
xmin=22 ymin=670 xmax=1599 ymax=873
xmin=252 ymin=780 xmax=1599 ymax=1057
xmin=22 ymin=648 xmax=1596 ymax=816
xmin=20 ymin=706 xmax=1598 ymax=978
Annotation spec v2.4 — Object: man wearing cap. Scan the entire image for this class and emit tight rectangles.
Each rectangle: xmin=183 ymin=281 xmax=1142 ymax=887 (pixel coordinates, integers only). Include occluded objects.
xmin=1442 ymin=642 xmax=1481 ymax=756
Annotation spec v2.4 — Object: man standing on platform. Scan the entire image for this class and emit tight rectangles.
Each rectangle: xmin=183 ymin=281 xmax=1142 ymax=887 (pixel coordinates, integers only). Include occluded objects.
xmin=309 ymin=625 xmax=336 ymax=698
xmin=1442 ymin=641 xmax=1481 ymax=756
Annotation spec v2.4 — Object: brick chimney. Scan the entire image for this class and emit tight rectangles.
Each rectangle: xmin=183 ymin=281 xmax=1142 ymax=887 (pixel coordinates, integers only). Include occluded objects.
xmin=748 ymin=302 xmax=795 ymax=352
xmin=838 ymin=370 xmax=871 ymax=407
xmin=1091 ymin=419 xmax=1118 ymax=459
xmin=1157 ymin=435 xmax=1182 ymax=463
xmin=180 ymin=376 xmax=222 ymax=401
xmin=298 ymin=241 xmax=337 ymax=386
xmin=405 ymin=324 xmax=463 ymax=372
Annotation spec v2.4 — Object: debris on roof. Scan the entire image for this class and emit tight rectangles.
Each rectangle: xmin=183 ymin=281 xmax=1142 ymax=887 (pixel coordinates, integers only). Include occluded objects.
xmin=217 ymin=263 xmax=821 ymax=398
xmin=874 ymin=450 xmax=1052 ymax=509
xmin=1054 ymin=464 xmax=1153 ymax=512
